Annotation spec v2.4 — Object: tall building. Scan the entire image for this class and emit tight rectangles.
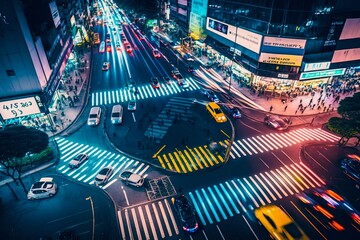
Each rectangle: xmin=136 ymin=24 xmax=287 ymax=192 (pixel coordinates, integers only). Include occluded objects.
xmin=203 ymin=0 xmax=360 ymax=90
xmin=0 ymin=0 xmax=73 ymax=128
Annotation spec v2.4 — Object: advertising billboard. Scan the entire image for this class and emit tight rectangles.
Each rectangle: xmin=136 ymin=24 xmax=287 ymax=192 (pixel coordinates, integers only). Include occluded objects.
xmin=0 ymin=97 xmax=41 ymax=120
xmin=261 ymin=36 xmax=306 ymax=55
xmin=331 ymin=48 xmax=360 ymax=63
xmin=339 ymin=18 xmax=360 ymax=40
xmin=300 ymin=68 xmax=346 ymax=80
xmin=323 ymin=20 xmax=345 ymax=49
xmin=304 ymin=62 xmax=330 ymax=72
xmin=206 ymin=17 xmax=262 ymax=54
xmin=259 ymin=53 xmax=303 ymax=67
xmin=49 ymin=1 xmax=60 ymax=28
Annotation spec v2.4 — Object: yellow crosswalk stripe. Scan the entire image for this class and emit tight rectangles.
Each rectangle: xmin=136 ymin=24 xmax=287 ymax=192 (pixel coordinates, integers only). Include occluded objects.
xmin=162 ymin=154 xmax=173 ymax=171
xmin=199 ymin=146 xmax=218 ymax=165
xmin=188 ymin=148 xmax=208 ymax=168
xmin=157 ymin=155 xmax=166 ymax=169
xmin=184 ymin=149 xmax=202 ymax=169
xmin=173 ymin=152 xmax=187 ymax=173
xmin=194 ymin=147 xmax=212 ymax=167
xmin=176 ymin=150 xmax=193 ymax=172
xmin=204 ymin=145 xmax=223 ymax=163
xmin=168 ymin=153 xmax=181 ymax=173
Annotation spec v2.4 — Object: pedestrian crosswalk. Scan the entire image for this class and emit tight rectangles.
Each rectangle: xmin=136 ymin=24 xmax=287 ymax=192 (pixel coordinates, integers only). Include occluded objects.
xmin=144 ymin=97 xmax=195 ymax=143
xmin=156 ymin=128 xmax=340 ymax=173
xmin=54 ymin=137 xmax=150 ymax=188
xmin=117 ymin=162 xmax=325 ymax=239
xmin=91 ymin=78 xmax=200 ymax=106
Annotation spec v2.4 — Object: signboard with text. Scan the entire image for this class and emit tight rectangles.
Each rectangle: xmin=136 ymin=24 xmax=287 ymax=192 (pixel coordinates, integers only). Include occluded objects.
xmin=0 ymin=97 xmax=41 ymax=120
xmin=304 ymin=62 xmax=330 ymax=72
xmin=300 ymin=68 xmax=346 ymax=80
xmin=259 ymin=53 xmax=303 ymax=67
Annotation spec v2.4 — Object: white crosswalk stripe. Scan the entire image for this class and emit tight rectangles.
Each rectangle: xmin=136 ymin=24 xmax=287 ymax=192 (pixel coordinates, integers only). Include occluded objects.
xmin=186 ymin=162 xmax=325 ymax=226
xmin=229 ymin=128 xmax=339 ymax=159
xmin=91 ymin=78 xmax=200 ymax=106
xmin=54 ymin=138 xmax=150 ymax=187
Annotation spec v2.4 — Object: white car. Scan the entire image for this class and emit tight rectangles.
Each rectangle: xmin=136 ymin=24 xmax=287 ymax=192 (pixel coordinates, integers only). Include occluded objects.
xmin=27 ymin=177 xmax=58 ymax=200
xmin=69 ymin=153 xmax=89 ymax=168
xmin=102 ymin=62 xmax=110 ymax=71
xmin=94 ymin=166 xmax=114 ymax=186
xmin=119 ymin=170 xmax=144 ymax=187
xmin=128 ymin=100 xmax=136 ymax=111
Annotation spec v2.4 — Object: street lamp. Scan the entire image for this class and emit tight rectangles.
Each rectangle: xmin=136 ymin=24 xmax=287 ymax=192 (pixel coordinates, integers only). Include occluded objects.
xmin=86 ymin=196 xmax=95 ymax=240
xmin=228 ymin=26 xmax=239 ymax=96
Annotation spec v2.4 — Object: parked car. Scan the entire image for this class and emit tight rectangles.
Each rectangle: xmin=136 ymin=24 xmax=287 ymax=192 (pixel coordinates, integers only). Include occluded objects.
xmin=255 ymin=205 xmax=309 ymax=240
xmin=297 ymin=188 xmax=360 ymax=231
xmin=264 ymin=115 xmax=288 ymax=131
xmin=119 ymin=170 xmax=144 ymax=187
xmin=172 ymin=195 xmax=199 ymax=233
xmin=204 ymin=90 xmax=219 ymax=103
xmin=102 ymin=62 xmax=110 ymax=71
xmin=69 ymin=153 xmax=89 ymax=168
xmin=128 ymin=100 xmax=136 ymax=111
xmin=27 ymin=177 xmax=58 ymax=200
xmin=150 ymin=77 xmax=160 ymax=88
xmin=94 ymin=166 xmax=114 ymax=186
xmin=341 ymin=154 xmax=360 ymax=184
xmin=224 ymin=105 xmax=242 ymax=118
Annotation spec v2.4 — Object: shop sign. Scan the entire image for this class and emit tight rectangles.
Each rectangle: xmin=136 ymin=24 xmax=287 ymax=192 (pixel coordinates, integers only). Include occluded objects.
xmin=206 ymin=17 xmax=262 ymax=54
xmin=331 ymin=48 xmax=360 ymax=63
xmin=263 ymin=36 xmax=306 ymax=49
xmin=300 ymin=68 xmax=346 ymax=80
xmin=191 ymin=0 xmax=208 ymax=16
xmin=304 ymin=62 xmax=330 ymax=72
xmin=259 ymin=53 xmax=303 ymax=66
xmin=0 ymin=96 xmax=41 ymax=120
xmin=230 ymin=47 xmax=241 ymax=56
xmin=278 ymin=73 xmax=289 ymax=79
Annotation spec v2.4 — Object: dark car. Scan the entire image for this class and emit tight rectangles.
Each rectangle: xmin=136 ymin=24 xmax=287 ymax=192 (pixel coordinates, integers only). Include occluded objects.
xmin=163 ymin=76 xmax=171 ymax=84
xmin=204 ymin=90 xmax=219 ymax=103
xmin=297 ymin=188 xmax=360 ymax=232
xmin=341 ymin=154 xmax=360 ymax=184
xmin=150 ymin=77 xmax=160 ymax=88
xmin=188 ymin=65 xmax=195 ymax=73
xmin=224 ymin=105 xmax=242 ymax=118
xmin=171 ymin=195 xmax=199 ymax=233
xmin=264 ymin=115 xmax=288 ymax=130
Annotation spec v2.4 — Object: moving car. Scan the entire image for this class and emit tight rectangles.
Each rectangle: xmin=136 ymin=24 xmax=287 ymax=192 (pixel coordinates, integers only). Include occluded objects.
xmin=255 ymin=205 xmax=309 ymax=240
xmin=126 ymin=44 xmax=133 ymax=53
xmin=128 ymin=100 xmax=136 ymax=111
xmin=264 ymin=115 xmax=288 ymax=131
xmin=297 ymin=188 xmax=360 ymax=231
xmin=87 ymin=106 xmax=101 ymax=126
xmin=115 ymin=41 xmax=121 ymax=51
xmin=152 ymin=48 xmax=161 ymax=58
xmin=224 ymin=105 xmax=242 ymax=118
xmin=69 ymin=153 xmax=89 ymax=168
xmin=204 ymin=90 xmax=219 ymax=103
xmin=99 ymin=41 xmax=105 ymax=53
xmin=27 ymin=177 xmax=58 ymax=200
xmin=163 ymin=76 xmax=171 ymax=84
xmin=119 ymin=170 xmax=144 ymax=187
xmin=341 ymin=154 xmax=360 ymax=184
xmin=183 ymin=53 xmax=194 ymax=62
xmin=172 ymin=195 xmax=199 ymax=233
xmin=105 ymin=33 xmax=111 ymax=42
xmin=171 ymin=70 xmax=183 ymax=80
xmin=150 ymin=77 xmax=160 ymax=88
xmin=102 ymin=62 xmax=110 ymax=71
xmin=206 ymin=102 xmax=227 ymax=123
xmin=111 ymin=104 xmax=123 ymax=124
xmin=94 ymin=166 xmax=114 ymax=186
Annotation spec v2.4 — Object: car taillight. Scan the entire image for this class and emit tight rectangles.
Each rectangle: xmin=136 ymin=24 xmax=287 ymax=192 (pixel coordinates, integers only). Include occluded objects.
xmin=314 ymin=205 xmax=334 ymax=219
xmin=329 ymin=220 xmax=345 ymax=231
xmin=351 ymin=213 xmax=360 ymax=225
xmin=298 ymin=196 xmax=311 ymax=204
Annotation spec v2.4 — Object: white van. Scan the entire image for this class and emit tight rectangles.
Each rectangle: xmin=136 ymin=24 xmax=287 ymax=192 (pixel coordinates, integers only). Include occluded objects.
xmin=111 ymin=105 xmax=123 ymax=124
xmin=87 ymin=107 xmax=101 ymax=126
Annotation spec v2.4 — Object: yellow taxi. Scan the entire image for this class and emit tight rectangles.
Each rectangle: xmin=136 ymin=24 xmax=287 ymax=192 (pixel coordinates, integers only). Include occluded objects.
xmin=206 ymin=102 xmax=227 ymax=123
xmin=255 ymin=205 xmax=309 ymax=240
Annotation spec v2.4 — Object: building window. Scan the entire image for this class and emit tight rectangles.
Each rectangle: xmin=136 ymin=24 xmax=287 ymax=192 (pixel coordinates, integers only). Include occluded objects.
xmin=6 ymin=70 xmax=16 ymax=76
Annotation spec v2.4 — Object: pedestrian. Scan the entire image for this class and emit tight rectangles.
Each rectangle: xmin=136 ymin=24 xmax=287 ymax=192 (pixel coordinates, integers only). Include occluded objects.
xmin=323 ymin=106 xmax=327 ymax=112
xmin=317 ymin=105 xmax=321 ymax=110
xmin=295 ymin=109 xmax=298 ymax=114
xmin=284 ymin=105 xmax=288 ymax=112
xmin=300 ymin=99 xmax=302 ymax=104
xmin=269 ymin=106 xmax=273 ymax=112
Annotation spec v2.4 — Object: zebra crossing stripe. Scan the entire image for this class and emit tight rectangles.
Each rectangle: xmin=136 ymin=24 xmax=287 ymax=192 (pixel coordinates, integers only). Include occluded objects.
xmin=162 ymin=155 xmax=173 ymax=170
xmin=189 ymin=192 xmax=207 ymax=226
xmin=276 ymin=169 xmax=298 ymax=193
xmin=168 ymin=153 xmax=181 ymax=173
xmin=138 ymin=206 xmax=150 ymax=240
xmin=219 ymin=183 xmax=240 ymax=214
xmin=293 ymin=129 xmax=312 ymax=141
xmin=157 ymin=156 xmax=166 ymax=169
xmin=285 ymin=165 xmax=309 ymax=189
xmin=232 ymin=141 xmax=246 ymax=156
xmin=299 ymin=162 xmax=326 ymax=185
xmin=202 ymin=188 xmax=221 ymax=222
xmin=290 ymin=164 xmax=315 ymax=188
xmin=165 ymin=199 xmax=180 ymax=235
xmin=195 ymin=147 xmax=213 ymax=166
xmin=180 ymin=150 xmax=197 ymax=171
xmin=145 ymin=205 xmax=158 ymax=240
xmin=96 ymin=92 xmax=99 ymax=106
xmin=249 ymin=176 xmax=271 ymax=203
xmin=313 ymin=128 xmax=338 ymax=142
xmin=120 ymin=90 xmax=124 ymax=102
xmin=281 ymin=167 xmax=304 ymax=191
xmin=172 ymin=152 xmax=187 ymax=173
xmin=214 ymin=185 xmax=234 ymax=217
xmin=145 ymin=86 xmax=152 ymax=97
xmin=265 ymin=134 xmax=283 ymax=148
xmin=270 ymin=133 xmax=288 ymax=147
xmin=152 ymin=203 xmax=165 ymax=238
xmin=118 ymin=211 xmax=127 ymax=240
xmin=279 ymin=133 xmax=297 ymax=145
xmin=108 ymin=91 xmax=112 ymax=104
xmin=270 ymin=170 xmax=292 ymax=195
xmin=243 ymin=177 xmax=266 ymax=206
xmin=92 ymin=93 xmax=95 ymax=106
xmin=116 ymin=90 xmax=120 ymax=103
xmin=125 ymin=210 xmax=134 ymax=240
xmin=158 ymin=201 xmax=173 ymax=236
xmin=205 ymin=145 xmax=221 ymax=163
xmin=247 ymin=138 xmax=264 ymax=153
xmin=200 ymin=146 xmax=218 ymax=165
xmin=255 ymin=136 xmax=272 ymax=151
xmin=189 ymin=148 xmax=208 ymax=168
xmin=237 ymin=179 xmax=259 ymax=207
xmin=226 ymin=181 xmax=247 ymax=213
xmin=134 ymin=163 xmax=144 ymax=174
xmin=299 ymin=128 xmax=324 ymax=141
xmin=208 ymin=186 xmax=228 ymax=220
xmin=131 ymin=208 xmax=142 ymax=240
xmin=237 ymin=140 xmax=253 ymax=155
xmin=195 ymin=189 xmax=213 ymax=224
xmin=184 ymin=149 xmax=202 ymax=169
xmin=259 ymin=135 xmax=278 ymax=150
xmin=175 ymin=151 xmax=192 ymax=172
xmin=242 ymin=139 xmax=258 ymax=154
xmin=259 ymin=173 xmax=282 ymax=199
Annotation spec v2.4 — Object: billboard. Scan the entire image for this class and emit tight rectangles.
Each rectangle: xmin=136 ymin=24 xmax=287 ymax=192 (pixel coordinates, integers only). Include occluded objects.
xmin=189 ymin=0 xmax=208 ymax=39
xmin=304 ymin=62 xmax=330 ymax=72
xmin=49 ymin=1 xmax=60 ymax=28
xmin=331 ymin=48 xmax=360 ymax=63
xmin=262 ymin=37 xmax=306 ymax=49
xmin=300 ymin=68 xmax=346 ymax=80
xmin=259 ymin=53 xmax=303 ymax=67
xmin=324 ymin=20 xmax=345 ymax=49
xmin=339 ymin=18 xmax=360 ymax=40
xmin=0 ymin=97 xmax=41 ymax=120
xmin=206 ymin=17 xmax=262 ymax=54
